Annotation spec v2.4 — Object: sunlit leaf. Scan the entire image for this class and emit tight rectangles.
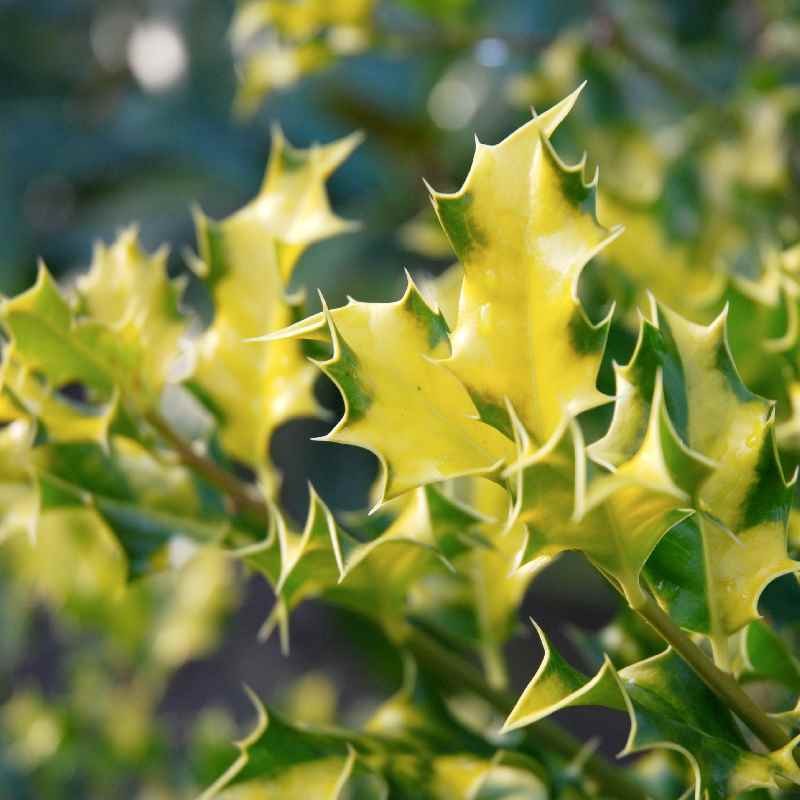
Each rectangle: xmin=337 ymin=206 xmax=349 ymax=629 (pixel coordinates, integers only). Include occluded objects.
xmin=429 ymin=85 xmax=620 ymax=444
xmin=191 ymin=130 xmax=359 ymax=493
xmin=265 ymin=277 xmax=512 ymax=501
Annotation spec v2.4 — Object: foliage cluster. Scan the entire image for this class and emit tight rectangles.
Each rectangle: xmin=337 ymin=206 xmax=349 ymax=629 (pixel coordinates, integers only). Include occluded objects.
xmin=4 ymin=2 xmax=800 ymax=799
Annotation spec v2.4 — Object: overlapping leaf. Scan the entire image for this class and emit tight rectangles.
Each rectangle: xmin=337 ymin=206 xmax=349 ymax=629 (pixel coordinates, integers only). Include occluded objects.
xmin=598 ymin=171 xmax=729 ymax=315
xmin=231 ymin=0 xmax=373 ymax=114
xmin=508 ymin=356 xmax=711 ymax=607
xmin=0 ymin=266 xmax=122 ymax=443
xmin=0 ymin=355 xmax=116 ymax=445
xmin=191 ymin=130 xmax=360 ymax=492
xmin=503 ymin=624 xmax=800 ymax=800
xmin=1 ymin=229 xmax=189 ymax=444
xmin=264 ymin=277 xmax=512 ymax=501
xmin=726 ymin=243 xmax=800 ymax=403
xmin=429 ymin=84 xmax=621 ymax=444
xmin=204 ymin=667 xmax=549 ymax=800
xmin=244 ymin=481 xmax=493 ymax=650
xmin=0 ymin=253 xmax=231 ymax=576
xmin=407 ymin=477 xmax=537 ymax=689
xmin=639 ymin=300 xmax=797 ymax=660
xmin=76 ymin=227 xmax=188 ymax=405
xmin=0 ymin=418 xmax=228 ymax=578
xmin=31 ymin=436 xmax=228 ymax=579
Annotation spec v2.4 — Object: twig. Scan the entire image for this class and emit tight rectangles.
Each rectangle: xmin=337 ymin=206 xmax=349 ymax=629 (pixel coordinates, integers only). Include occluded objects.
xmin=632 ymin=592 xmax=790 ymax=752
xmin=145 ymin=410 xmax=271 ymax=527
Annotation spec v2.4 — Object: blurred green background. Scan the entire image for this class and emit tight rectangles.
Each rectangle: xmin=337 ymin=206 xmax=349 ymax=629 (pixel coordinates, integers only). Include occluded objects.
xmin=2 ymin=0 xmax=800 ymax=797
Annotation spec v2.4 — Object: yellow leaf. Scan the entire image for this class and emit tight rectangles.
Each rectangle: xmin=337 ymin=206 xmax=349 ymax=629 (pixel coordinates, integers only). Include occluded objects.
xmin=509 ymin=368 xmax=711 ymax=607
xmin=191 ymin=131 xmax=360 ymax=490
xmin=429 ymin=85 xmax=621 ymax=443
xmin=265 ymin=276 xmax=512 ymax=501
xmin=0 ymin=356 xmax=116 ymax=445
xmin=0 ymin=266 xmax=120 ymax=443
xmin=77 ymin=227 xmax=187 ymax=405
xmin=232 ymin=0 xmax=373 ymax=113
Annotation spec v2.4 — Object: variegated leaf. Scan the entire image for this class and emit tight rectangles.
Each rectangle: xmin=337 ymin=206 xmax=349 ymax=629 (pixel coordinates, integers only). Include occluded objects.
xmin=503 ymin=623 xmax=800 ymax=800
xmin=429 ymin=85 xmax=620 ymax=444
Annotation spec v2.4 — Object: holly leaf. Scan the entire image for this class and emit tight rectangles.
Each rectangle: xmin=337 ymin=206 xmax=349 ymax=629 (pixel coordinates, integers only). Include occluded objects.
xmin=1 ymin=265 xmax=124 ymax=442
xmin=640 ymin=301 xmax=797 ymax=659
xmin=337 ymin=482 xmax=489 ymax=578
xmin=599 ymin=190 xmax=729 ymax=315
xmin=0 ymin=349 xmax=117 ymax=445
xmin=232 ymin=2 xmax=373 ymax=114
xmin=191 ymin=130 xmax=360 ymax=491
xmin=253 ymin=487 xmax=343 ymax=645
xmin=2 ymin=244 xmax=186 ymax=427
xmin=194 ymin=127 xmax=361 ymax=284
xmin=76 ymin=227 xmax=188 ymax=406
xmin=725 ymin=245 xmax=798 ymax=400
xmin=365 ymin=662 xmax=549 ymax=797
xmin=737 ymin=619 xmax=800 ymax=692
xmin=246 ymin=482 xmax=494 ymax=652
xmin=264 ymin=276 xmax=512 ymax=501
xmin=250 ymin=127 xmax=363 ymax=280
xmin=204 ymin=665 xmax=549 ymax=800
xmin=509 ymin=363 xmax=711 ymax=607
xmin=428 ymin=85 xmax=621 ymax=443
xmin=503 ymin=623 xmax=800 ymax=800
xmin=199 ymin=689 xmax=366 ymax=800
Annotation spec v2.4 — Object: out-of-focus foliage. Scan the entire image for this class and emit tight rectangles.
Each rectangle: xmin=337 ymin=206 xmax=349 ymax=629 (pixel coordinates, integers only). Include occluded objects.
xmin=3 ymin=1 xmax=800 ymax=799
xmin=232 ymin=0 xmax=375 ymax=115
xmin=0 ymin=523 xmax=239 ymax=798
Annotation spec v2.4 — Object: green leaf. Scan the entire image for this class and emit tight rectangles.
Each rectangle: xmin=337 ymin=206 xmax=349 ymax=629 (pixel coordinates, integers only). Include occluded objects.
xmin=0 ymin=357 xmax=116 ymax=445
xmin=337 ymin=482 xmax=489 ymax=577
xmin=503 ymin=623 xmax=800 ymax=800
xmin=204 ymin=666 xmax=549 ymax=800
xmin=639 ymin=300 xmax=797 ymax=660
xmin=200 ymin=688 xmax=365 ymax=800
xmin=737 ymin=619 xmax=800 ymax=692
xmin=508 ymin=364 xmax=711 ymax=607
xmin=244 ymin=482 xmax=496 ymax=653
xmin=2 ymin=243 xmax=185 ymax=426
xmin=0 ymin=265 xmax=124 ymax=443
xmin=407 ymin=477 xmax=538 ymax=689
xmin=3 ymin=265 xmax=116 ymax=396
xmin=33 ymin=437 xmax=227 ymax=579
